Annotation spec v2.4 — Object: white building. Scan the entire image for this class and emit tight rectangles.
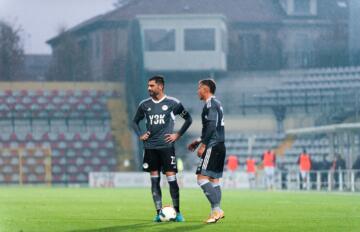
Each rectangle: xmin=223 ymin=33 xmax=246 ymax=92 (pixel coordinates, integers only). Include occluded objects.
xmin=138 ymin=14 xmax=228 ymax=72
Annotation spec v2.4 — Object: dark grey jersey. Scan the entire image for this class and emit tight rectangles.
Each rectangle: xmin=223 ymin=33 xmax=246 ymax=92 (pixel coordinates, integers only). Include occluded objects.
xmin=201 ymin=96 xmax=225 ymax=147
xmin=133 ymin=95 xmax=192 ymax=149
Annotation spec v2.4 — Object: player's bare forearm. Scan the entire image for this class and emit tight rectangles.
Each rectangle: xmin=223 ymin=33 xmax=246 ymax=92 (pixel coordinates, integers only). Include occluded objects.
xmin=197 ymin=143 xmax=206 ymax=157
xmin=140 ymin=131 xmax=150 ymax=141
xmin=187 ymin=139 xmax=201 ymax=151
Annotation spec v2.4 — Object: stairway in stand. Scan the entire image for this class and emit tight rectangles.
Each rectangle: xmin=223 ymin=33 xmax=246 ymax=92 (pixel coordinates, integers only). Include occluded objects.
xmin=107 ymin=99 xmax=134 ymax=171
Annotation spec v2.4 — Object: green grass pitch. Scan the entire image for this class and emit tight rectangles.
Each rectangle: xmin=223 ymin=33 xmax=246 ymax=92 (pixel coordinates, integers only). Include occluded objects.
xmin=0 ymin=187 xmax=359 ymax=232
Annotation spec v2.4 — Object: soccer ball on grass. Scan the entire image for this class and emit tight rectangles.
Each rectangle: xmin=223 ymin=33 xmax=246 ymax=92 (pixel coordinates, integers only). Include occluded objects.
xmin=159 ymin=206 xmax=177 ymax=222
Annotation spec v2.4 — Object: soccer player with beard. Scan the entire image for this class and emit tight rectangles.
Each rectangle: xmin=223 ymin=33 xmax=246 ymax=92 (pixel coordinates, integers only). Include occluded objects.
xmin=133 ymin=75 xmax=192 ymax=222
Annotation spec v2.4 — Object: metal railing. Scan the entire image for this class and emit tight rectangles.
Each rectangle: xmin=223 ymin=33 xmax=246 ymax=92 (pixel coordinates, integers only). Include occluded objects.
xmin=222 ymin=169 xmax=360 ymax=192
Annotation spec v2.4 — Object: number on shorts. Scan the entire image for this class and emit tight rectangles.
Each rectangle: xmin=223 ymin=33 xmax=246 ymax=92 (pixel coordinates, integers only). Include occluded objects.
xmin=171 ymin=156 xmax=176 ymax=165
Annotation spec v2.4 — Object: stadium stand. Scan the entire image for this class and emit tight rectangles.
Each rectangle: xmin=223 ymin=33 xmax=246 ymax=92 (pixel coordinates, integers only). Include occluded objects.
xmin=221 ymin=67 xmax=360 ymax=171
xmin=2 ymin=67 xmax=358 ymax=185
xmin=167 ymin=67 xmax=360 ymax=173
xmin=0 ymin=82 xmax=132 ymax=185
xmin=242 ymin=66 xmax=360 ymax=110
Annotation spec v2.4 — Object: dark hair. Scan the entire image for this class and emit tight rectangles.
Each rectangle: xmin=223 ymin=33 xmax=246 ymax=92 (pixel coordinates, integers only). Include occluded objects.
xmin=149 ymin=75 xmax=165 ymax=87
xmin=200 ymin=79 xmax=216 ymax=94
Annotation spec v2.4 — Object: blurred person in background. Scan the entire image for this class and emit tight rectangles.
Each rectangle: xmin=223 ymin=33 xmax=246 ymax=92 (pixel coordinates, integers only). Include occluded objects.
xmin=262 ymin=149 xmax=276 ymax=190
xmin=332 ymin=153 xmax=346 ymax=189
xmin=319 ymin=155 xmax=332 ymax=189
xmin=353 ymin=156 xmax=360 ymax=170
xmin=297 ymin=149 xmax=312 ymax=190
xmin=226 ymin=154 xmax=239 ymax=188
xmin=310 ymin=155 xmax=322 ymax=190
xmin=353 ymin=156 xmax=360 ymax=182
xmin=277 ymin=161 xmax=288 ymax=190
xmin=246 ymin=155 xmax=256 ymax=189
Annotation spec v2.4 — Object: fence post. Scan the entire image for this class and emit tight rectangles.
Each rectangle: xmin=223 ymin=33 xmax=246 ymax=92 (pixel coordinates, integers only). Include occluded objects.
xmin=351 ymin=170 xmax=355 ymax=192
xmin=306 ymin=173 xmax=311 ymax=191
xmin=297 ymin=172 xmax=301 ymax=190
xmin=339 ymin=170 xmax=343 ymax=191
xmin=316 ymin=171 xmax=321 ymax=191
xmin=287 ymin=171 xmax=292 ymax=191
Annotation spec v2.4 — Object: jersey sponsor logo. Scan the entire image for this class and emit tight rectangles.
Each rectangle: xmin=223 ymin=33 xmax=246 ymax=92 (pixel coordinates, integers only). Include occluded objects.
xmin=149 ymin=114 xmax=166 ymax=125
xmin=162 ymin=105 xmax=168 ymax=111
xmin=147 ymin=108 xmax=151 ymax=111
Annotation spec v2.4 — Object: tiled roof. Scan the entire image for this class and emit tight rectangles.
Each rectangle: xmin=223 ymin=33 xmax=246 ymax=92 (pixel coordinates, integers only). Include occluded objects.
xmin=104 ymin=0 xmax=285 ymax=23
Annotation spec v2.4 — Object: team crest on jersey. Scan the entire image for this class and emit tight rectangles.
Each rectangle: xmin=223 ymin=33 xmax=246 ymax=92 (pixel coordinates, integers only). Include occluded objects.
xmin=162 ymin=105 xmax=168 ymax=111
xmin=147 ymin=108 xmax=151 ymax=111
xmin=143 ymin=163 xmax=149 ymax=169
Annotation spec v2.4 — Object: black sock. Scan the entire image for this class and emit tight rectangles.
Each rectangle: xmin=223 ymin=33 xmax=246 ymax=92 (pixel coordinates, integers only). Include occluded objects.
xmin=167 ymin=175 xmax=180 ymax=213
xmin=151 ymin=176 xmax=162 ymax=214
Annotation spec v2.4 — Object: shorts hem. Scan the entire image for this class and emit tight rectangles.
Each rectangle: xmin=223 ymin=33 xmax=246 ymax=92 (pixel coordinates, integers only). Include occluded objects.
xmin=197 ymin=170 xmax=223 ymax=179
xmin=143 ymin=169 xmax=178 ymax=174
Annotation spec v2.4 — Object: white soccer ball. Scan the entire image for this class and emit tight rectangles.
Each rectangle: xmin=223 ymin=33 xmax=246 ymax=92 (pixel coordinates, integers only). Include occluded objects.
xmin=159 ymin=206 xmax=177 ymax=222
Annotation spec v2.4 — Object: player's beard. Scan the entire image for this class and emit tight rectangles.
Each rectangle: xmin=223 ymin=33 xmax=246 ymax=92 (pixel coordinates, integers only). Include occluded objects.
xmin=148 ymin=90 xmax=156 ymax=97
xmin=149 ymin=90 xmax=160 ymax=98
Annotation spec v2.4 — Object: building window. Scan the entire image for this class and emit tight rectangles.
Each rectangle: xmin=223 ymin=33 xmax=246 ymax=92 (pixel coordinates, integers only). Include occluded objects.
xmin=144 ymin=29 xmax=175 ymax=51
xmin=294 ymin=34 xmax=312 ymax=52
xmin=239 ymin=34 xmax=261 ymax=69
xmin=290 ymin=33 xmax=314 ymax=67
xmin=294 ymin=0 xmax=311 ymax=14
xmin=184 ymin=28 xmax=215 ymax=51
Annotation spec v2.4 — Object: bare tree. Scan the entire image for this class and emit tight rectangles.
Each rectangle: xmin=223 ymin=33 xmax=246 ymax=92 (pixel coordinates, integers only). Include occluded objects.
xmin=0 ymin=20 xmax=25 ymax=81
xmin=47 ymin=27 xmax=92 ymax=81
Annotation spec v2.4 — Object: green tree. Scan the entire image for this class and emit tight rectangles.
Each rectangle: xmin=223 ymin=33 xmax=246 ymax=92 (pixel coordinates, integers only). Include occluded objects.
xmin=0 ymin=20 xmax=25 ymax=81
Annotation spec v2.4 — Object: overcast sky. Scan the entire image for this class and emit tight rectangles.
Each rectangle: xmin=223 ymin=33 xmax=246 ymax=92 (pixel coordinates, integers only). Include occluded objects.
xmin=0 ymin=0 xmax=115 ymax=54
